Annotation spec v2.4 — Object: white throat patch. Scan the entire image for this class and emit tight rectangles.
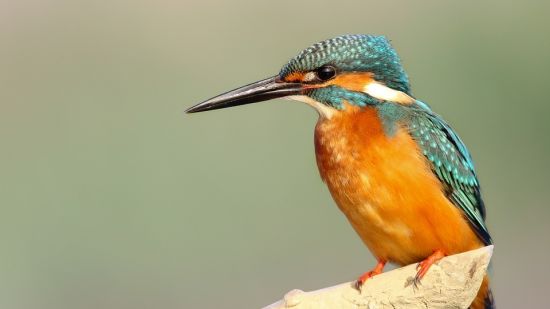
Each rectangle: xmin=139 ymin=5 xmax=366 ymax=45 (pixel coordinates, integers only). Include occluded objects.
xmin=286 ymin=95 xmax=335 ymax=119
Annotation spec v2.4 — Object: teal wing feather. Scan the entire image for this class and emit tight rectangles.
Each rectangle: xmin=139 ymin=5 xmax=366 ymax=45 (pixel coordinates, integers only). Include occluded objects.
xmin=408 ymin=106 xmax=492 ymax=245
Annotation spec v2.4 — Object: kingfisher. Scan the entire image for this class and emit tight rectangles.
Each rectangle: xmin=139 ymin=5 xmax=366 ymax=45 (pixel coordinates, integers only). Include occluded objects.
xmin=186 ymin=35 xmax=494 ymax=309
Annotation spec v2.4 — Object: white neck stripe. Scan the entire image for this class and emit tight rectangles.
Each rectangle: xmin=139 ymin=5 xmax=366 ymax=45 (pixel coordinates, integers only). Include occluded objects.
xmin=363 ymin=82 xmax=414 ymax=104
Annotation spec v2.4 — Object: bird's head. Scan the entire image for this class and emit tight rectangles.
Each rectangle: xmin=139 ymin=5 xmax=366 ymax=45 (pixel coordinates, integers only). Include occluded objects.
xmin=186 ymin=35 xmax=415 ymax=118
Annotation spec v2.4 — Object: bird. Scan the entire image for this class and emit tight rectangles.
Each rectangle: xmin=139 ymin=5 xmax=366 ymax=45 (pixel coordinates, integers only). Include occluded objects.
xmin=186 ymin=34 xmax=494 ymax=309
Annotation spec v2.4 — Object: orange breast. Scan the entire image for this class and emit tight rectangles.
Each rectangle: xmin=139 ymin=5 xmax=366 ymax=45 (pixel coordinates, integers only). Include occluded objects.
xmin=314 ymin=105 xmax=483 ymax=265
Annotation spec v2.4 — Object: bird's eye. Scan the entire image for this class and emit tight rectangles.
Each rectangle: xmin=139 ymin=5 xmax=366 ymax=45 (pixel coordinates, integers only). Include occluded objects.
xmin=316 ymin=65 xmax=336 ymax=81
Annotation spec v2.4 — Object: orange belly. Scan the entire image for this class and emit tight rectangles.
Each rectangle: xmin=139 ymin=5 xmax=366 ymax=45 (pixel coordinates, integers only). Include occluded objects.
xmin=314 ymin=105 xmax=483 ymax=265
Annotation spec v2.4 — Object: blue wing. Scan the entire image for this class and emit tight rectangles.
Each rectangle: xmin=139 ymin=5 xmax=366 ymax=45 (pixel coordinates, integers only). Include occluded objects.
xmin=408 ymin=105 xmax=492 ymax=245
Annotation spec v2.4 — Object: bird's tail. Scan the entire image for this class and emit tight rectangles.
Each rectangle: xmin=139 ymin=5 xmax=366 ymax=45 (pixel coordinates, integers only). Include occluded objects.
xmin=470 ymin=275 xmax=495 ymax=309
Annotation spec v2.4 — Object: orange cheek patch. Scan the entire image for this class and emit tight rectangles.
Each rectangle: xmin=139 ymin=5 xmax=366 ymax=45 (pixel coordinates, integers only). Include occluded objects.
xmin=324 ymin=72 xmax=375 ymax=92
xmin=283 ymin=72 xmax=305 ymax=82
xmin=325 ymin=72 xmax=414 ymax=105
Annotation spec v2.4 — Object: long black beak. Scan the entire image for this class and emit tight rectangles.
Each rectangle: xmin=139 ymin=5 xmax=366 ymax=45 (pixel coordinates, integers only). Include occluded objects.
xmin=185 ymin=76 xmax=303 ymax=113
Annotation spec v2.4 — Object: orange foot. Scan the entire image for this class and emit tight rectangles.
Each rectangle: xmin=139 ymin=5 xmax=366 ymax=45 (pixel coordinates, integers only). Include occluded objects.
xmin=354 ymin=260 xmax=386 ymax=290
xmin=414 ymin=249 xmax=445 ymax=287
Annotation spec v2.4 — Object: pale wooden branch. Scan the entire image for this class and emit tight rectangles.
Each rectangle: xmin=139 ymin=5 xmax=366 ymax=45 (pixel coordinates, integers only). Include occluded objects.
xmin=263 ymin=246 xmax=493 ymax=309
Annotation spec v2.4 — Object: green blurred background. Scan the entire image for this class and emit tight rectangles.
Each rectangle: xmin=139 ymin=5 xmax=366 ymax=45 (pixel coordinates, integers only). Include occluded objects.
xmin=1 ymin=1 xmax=549 ymax=308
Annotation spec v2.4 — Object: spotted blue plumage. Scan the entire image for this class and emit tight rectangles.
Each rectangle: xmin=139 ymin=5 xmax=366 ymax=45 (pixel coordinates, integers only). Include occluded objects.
xmin=407 ymin=104 xmax=492 ymax=245
xmin=280 ymin=35 xmax=410 ymax=94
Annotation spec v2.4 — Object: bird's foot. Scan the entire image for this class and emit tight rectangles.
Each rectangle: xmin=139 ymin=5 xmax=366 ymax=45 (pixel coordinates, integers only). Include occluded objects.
xmin=354 ymin=260 xmax=386 ymax=291
xmin=413 ymin=249 xmax=445 ymax=288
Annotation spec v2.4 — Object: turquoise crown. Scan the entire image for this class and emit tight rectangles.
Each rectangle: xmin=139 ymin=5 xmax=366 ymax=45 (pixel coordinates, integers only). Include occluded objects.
xmin=279 ymin=34 xmax=410 ymax=94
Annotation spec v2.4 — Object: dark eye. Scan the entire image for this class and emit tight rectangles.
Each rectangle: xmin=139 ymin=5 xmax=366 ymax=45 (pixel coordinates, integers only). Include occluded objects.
xmin=316 ymin=65 xmax=336 ymax=81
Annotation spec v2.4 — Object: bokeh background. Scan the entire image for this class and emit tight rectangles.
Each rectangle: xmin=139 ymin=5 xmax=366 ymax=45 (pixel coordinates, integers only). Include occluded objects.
xmin=1 ymin=1 xmax=549 ymax=308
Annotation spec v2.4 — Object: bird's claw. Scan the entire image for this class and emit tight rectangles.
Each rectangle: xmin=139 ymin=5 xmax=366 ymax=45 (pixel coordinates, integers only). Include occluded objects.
xmin=354 ymin=279 xmax=363 ymax=291
xmin=354 ymin=260 xmax=386 ymax=292
xmin=412 ymin=249 xmax=445 ymax=289
xmin=412 ymin=272 xmax=423 ymax=290
xmin=354 ymin=271 xmax=375 ymax=291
